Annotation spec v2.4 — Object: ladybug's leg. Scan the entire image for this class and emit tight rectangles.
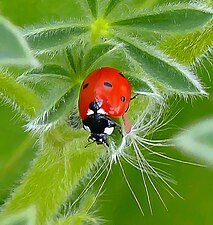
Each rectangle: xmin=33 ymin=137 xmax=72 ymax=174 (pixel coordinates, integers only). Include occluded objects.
xmin=104 ymin=140 xmax=109 ymax=147
xmin=88 ymin=136 xmax=93 ymax=142
xmin=106 ymin=117 xmax=120 ymax=129
xmin=106 ymin=117 xmax=123 ymax=137
xmin=83 ymin=125 xmax=90 ymax=132
xmin=122 ymin=113 xmax=132 ymax=134
xmin=85 ymin=136 xmax=95 ymax=148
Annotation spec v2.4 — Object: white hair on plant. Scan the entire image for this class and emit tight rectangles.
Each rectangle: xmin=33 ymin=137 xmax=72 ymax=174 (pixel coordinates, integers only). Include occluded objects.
xmin=111 ymin=1 xmax=213 ymax=22
xmin=98 ymin=96 xmax=205 ymax=213
xmin=67 ymin=81 xmax=204 ymax=215
xmin=25 ymin=113 xmax=54 ymax=134
xmin=193 ymin=45 xmax=213 ymax=80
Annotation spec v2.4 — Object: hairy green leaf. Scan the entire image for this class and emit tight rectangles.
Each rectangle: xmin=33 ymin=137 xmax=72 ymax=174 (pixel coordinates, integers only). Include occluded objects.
xmin=24 ymin=23 xmax=89 ymax=52
xmin=113 ymin=33 xmax=206 ymax=95
xmin=104 ymin=0 xmax=122 ymax=17
xmin=160 ymin=21 xmax=213 ymax=64
xmin=0 ymin=72 xmax=41 ymax=117
xmin=83 ymin=42 xmax=117 ymax=71
xmin=0 ymin=16 xmax=38 ymax=66
xmin=87 ymin=0 xmax=97 ymax=18
xmin=112 ymin=4 xmax=213 ymax=33
xmin=174 ymin=118 xmax=213 ymax=166
xmin=18 ymin=67 xmax=72 ymax=116
xmin=127 ymin=75 xmax=157 ymax=96
xmin=66 ymin=46 xmax=85 ymax=75
xmin=84 ymin=49 xmax=132 ymax=75
xmin=28 ymin=64 xmax=70 ymax=78
xmin=45 ymin=86 xmax=79 ymax=124
xmin=66 ymin=48 xmax=77 ymax=74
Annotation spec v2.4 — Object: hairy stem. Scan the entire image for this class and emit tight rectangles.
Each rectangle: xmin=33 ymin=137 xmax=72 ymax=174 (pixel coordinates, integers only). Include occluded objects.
xmin=0 ymin=127 xmax=103 ymax=225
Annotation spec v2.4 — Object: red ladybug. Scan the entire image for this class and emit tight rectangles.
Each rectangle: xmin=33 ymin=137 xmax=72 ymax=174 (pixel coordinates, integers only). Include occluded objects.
xmin=78 ymin=67 xmax=132 ymax=146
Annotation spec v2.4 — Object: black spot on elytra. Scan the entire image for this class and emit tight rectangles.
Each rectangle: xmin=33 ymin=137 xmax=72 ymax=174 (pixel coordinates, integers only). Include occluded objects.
xmin=118 ymin=72 xmax=125 ymax=78
xmin=83 ymin=83 xmax=88 ymax=89
xmin=104 ymin=82 xmax=112 ymax=87
xmin=121 ymin=96 xmax=125 ymax=102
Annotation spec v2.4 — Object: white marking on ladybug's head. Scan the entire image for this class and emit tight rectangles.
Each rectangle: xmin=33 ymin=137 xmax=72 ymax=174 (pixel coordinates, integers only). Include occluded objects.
xmin=87 ymin=109 xmax=94 ymax=116
xmin=97 ymin=108 xmax=106 ymax=115
xmin=83 ymin=125 xmax=90 ymax=132
xmin=104 ymin=127 xmax=114 ymax=135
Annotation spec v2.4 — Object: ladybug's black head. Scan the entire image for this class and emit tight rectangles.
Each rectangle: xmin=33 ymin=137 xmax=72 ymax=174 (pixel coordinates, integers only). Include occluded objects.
xmin=89 ymin=101 xmax=102 ymax=113
xmin=83 ymin=109 xmax=119 ymax=147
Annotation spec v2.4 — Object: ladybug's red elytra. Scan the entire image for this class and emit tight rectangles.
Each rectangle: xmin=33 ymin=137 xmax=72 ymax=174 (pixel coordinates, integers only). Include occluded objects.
xmin=78 ymin=67 xmax=132 ymax=146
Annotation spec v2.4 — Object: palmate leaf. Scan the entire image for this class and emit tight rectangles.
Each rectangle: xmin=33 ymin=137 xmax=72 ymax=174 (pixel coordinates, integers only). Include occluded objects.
xmin=112 ymin=32 xmax=206 ymax=95
xmin=1 ymin=2 xmax=212 ymax=225
xmin=111 ymin=4 xmax=213 ymax=33
xmin=0 ymin=16 xmax=38 ymax=66
xmin=0 ymin=72 xmax=41 ymax=118
xmin=174 ymin=118 xmax=213 ymax=166
xmin=24 ymin=22 xmax=89 ymax=53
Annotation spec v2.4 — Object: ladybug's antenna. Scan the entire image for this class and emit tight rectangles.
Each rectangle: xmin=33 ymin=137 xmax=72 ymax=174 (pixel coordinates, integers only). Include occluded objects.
xmin=104 ymin=141 xmax=109 ymax=148
xmin=122 ymin=114 xmax=132 ymax=134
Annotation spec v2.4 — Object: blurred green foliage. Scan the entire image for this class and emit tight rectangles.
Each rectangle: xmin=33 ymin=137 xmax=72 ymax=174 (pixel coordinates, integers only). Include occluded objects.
xmin=0 ymin=0 xmax=212 ymax=225
xmin=0 ymin=104 xmax=36 ymax=202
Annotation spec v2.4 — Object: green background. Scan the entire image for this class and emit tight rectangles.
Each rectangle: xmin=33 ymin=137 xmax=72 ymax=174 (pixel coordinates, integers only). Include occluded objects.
xmin=0 ymin=0 xmax=212 ymax=224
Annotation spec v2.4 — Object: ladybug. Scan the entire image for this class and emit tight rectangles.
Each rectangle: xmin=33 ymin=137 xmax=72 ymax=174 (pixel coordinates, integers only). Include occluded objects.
xmin=78 ymin=67 xmax=132 ymax=146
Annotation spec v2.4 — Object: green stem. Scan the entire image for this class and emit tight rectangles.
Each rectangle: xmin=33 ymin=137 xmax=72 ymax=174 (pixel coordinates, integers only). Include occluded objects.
xmin=54 ymin=214 xmax=97 ymax=225
xmin=0 ymin=126 xmax=103 ymax=225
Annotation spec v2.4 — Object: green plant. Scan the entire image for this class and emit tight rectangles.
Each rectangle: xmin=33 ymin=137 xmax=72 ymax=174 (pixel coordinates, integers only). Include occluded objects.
xmin=0 ymin=1 xmax=212 ymax=224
